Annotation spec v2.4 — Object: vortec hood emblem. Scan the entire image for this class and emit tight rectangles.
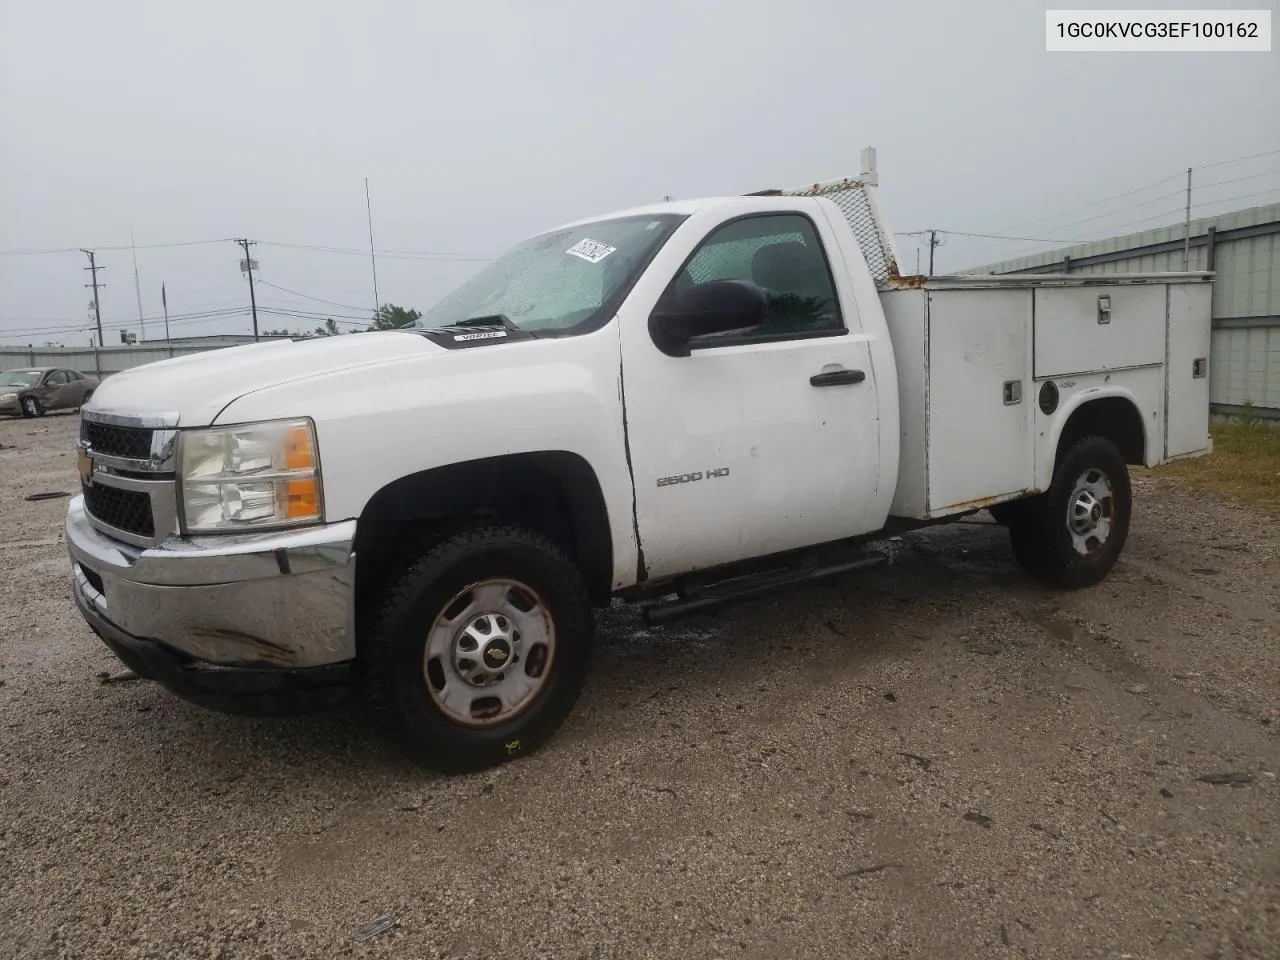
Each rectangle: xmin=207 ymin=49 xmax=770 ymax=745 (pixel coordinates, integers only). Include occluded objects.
xmin=453 ymin=330 xmax=508 ymax=342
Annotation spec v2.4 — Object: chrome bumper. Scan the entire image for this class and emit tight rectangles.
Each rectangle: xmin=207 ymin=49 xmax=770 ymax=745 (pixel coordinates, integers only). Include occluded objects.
xmin=66 ymin=495 xmax=357 ymax=669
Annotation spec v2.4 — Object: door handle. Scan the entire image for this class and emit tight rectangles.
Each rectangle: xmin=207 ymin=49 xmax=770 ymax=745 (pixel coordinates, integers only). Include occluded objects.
xmin=810 ymin=368 xmax=866 ymax=387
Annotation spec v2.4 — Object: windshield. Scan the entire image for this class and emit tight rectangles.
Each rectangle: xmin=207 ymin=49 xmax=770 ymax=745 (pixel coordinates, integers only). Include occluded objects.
xmin=416 ymin=213 xmax=685 ymax=335
xmin=0 ymin=370 xmax=41 ymax=388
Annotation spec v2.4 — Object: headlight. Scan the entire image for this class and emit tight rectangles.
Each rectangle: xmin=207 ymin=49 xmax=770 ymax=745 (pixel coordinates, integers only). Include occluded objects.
xmin=0 ymin=393 xmax=17 ymax=402
xmin=179 ymin=418 xmax=323 ymax=533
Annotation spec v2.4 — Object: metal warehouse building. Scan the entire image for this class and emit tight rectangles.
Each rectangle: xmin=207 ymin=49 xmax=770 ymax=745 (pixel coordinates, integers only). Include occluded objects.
xmin=971 ymin=202 xmax=1280 ymax=420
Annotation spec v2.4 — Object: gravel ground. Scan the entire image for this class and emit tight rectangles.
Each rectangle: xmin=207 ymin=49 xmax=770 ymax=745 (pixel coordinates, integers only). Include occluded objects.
xmin=1 ymin=412 xmax=1277 ymax=960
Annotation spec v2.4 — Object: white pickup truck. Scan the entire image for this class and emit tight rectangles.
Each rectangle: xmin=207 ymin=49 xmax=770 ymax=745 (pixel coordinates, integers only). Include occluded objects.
xmin=66 ymin=152 xmax=1213 ymax=772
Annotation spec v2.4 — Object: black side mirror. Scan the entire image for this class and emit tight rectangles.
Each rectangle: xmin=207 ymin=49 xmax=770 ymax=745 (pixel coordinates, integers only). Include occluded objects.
xmin=649 ymin=280 xmax=768 ymax=357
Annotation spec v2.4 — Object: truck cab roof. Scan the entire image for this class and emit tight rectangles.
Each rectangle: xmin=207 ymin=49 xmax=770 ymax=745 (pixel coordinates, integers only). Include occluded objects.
xmin=548 ymin=194 xmax=813 ymax=234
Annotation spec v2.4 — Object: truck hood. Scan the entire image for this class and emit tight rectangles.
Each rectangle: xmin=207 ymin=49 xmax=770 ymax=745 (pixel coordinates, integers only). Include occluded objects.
xmin=83 ymin=331 xmax=445 ymax=426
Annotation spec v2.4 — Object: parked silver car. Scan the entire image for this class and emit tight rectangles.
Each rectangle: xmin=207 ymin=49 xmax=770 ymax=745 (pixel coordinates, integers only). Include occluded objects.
xmin=0 ymin=367 xmax=98 ymax=418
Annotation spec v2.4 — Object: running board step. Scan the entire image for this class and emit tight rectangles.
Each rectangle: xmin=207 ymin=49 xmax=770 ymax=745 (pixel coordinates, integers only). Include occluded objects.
xmin=641 ymin=554 xmax=887 ymax=626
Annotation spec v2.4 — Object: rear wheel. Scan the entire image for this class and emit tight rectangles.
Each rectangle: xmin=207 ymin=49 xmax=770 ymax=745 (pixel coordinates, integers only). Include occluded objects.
xmin=20 ymin=396 xmax=41 ymax=418
xmin=1007 ymin=436 xmax=1131 ymax=589
xmin=364 ymin=525 xmax=594 ymax=773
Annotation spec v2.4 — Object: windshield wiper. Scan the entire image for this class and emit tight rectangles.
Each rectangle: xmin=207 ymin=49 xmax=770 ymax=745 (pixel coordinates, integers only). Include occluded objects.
xmin=453 ymin=313 xmax=514 ymax=328
xmin=450 ymin=314 xmax=537 ymax=337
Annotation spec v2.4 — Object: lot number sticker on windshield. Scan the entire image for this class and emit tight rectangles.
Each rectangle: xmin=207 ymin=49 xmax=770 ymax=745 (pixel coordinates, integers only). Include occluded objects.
xmin=566 ymin=238 xmax=617 ymax=264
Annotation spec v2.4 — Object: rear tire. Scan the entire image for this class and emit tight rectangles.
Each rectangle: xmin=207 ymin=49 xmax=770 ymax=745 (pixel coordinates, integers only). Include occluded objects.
xmin=20 ymin=397 xmax=41 ymax=419
xmin=364 ymin=525 xmax=594 ymax=773
xmin=1007 ymin=436 xmax=1131 ymax=589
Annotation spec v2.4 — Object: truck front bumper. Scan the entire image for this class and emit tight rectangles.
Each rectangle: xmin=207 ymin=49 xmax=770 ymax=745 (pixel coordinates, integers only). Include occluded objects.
xmin=66 ymin=495 xmax=358 ymax=715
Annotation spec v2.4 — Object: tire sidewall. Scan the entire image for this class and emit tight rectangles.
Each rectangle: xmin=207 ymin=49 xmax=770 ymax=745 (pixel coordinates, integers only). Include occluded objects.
xmin=1046 ymin=437 xmax=1132 ymax=585
xmin=371 ymin=529 xmax=592 ymax=770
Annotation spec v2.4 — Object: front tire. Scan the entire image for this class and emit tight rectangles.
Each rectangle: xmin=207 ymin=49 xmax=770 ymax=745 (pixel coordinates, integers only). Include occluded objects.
xmin=20 ymin=397 xmax=41 ymax=418
xmin=1007 ymin=436 xmax=1132 ymax=589
xmin=364 ymin=525 xmax=594 ymax=773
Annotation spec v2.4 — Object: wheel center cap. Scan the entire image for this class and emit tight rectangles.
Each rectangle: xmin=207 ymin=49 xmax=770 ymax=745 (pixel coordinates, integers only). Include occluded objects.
xmin=481 ymin=638 xmax=512 ymax=670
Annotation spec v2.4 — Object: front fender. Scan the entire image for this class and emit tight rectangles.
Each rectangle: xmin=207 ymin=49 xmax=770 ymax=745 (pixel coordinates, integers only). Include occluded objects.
xmin=214 ymin=326 xmax=642 ymax=589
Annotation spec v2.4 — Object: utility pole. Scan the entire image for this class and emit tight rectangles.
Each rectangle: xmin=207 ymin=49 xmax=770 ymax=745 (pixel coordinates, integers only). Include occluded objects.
xmin=1182 ymin=167 xmax=1192 ymax=269
xmin=927 ymin=230 xmax=940 ymax=276
xmin=81 ymin=249 xmax=105 ymax=347
xmin=161 ymin=283 xmax=171 ymax=341
xmin=235 ymin=239 xmax=260 ymax=341
xmin=365 ymin=178 xmax=380 ymax=320
xmin=130 ymin=229 xmax=146 ymax=340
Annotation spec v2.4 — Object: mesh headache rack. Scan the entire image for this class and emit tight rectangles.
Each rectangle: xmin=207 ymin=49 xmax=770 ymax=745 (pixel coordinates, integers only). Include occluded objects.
xmin=748 ymin=146 xmax=907 ymax=290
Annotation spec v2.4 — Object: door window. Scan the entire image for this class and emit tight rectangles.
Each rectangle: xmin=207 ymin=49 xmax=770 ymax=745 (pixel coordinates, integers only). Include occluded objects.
xmin=660 ymin=213 xmax=844 ymax=345
xmin=46 ymin=370 xmax=69 ymax=384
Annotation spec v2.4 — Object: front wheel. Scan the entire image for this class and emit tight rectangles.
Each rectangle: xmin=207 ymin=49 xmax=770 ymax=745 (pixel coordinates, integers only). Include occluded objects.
xmin=20 ymin=396 xmax=41 ymax=418
xmin=1007 ymin=436 xmax=1132 ymax=589
xmin=364 ymin=525 xmax=594 ymax=773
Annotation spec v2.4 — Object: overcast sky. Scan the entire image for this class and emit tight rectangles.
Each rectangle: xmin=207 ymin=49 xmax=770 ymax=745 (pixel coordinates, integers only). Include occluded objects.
xmin=1 ymin=0 xmax=1277 ymax=346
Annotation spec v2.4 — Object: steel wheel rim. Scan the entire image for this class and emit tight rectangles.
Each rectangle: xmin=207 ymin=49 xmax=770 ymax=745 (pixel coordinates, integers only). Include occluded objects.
xmin=423 ymin=578 xmax=556 ymax=728
xmin=22 ymin=398 xmax=35 ymax=415
xmin=1066 ymin=467 xmax=1114 ymax=557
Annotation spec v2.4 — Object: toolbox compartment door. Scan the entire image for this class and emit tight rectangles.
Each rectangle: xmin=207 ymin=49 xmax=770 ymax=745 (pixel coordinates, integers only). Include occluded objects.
xmin=1034 ymin=284 xmax=1165 ymax=379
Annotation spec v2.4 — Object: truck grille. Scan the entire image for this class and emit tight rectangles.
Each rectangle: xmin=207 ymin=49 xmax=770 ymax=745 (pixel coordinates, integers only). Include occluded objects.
xmin=83 ymin=483 xmax=155 ymax=538
xmin=83 ymin=421 xmax=155 ymax=461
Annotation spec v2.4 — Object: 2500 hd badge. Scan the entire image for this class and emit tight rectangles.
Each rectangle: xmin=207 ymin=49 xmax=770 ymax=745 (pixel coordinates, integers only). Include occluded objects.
xmin=656 ymin=467 xmax=730 ymax=487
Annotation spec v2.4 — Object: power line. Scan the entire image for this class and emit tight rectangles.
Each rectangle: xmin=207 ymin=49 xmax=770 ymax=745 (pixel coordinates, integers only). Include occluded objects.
xmin=943 ymin=170 xmax=1280 ymax=267
xmin=0 ymin=238 xmax=234 ymax=256
xmin=0 ymin=294 xmax=262 ymax=326
xmin=1 ymin=237 xmax=494 ymax=260
xmin=256 ymin=240 xmax=495 ymax=261
xmin=988 ymin=172 xmax=1187 ymax=236
xmin=0 ymin=306 xmax=253 ymax=340
xmin=1191 ymin=168 xmax=1280 ymax=195
xmin=254 ymin=304 xmax=373 ymax=320
xmin=953 ymin=189 xmax=1280 ymax=272
xmin=256 ymin=308 xmax=370 ymax=328
xmin=0 ymin=306 xmax=249 ymax=333
xmin=256 ymin=306 xmax=373 ymax=323
xmin=1034 ymin=167 xmax=1280 ymax=238
xmin=1197 ymin=147 xmax=1280 ymax=171
xmin=963 ymin=146 xmax=1280 ymax=243
xmin=0 ymin=311 xmax=254 ymax=342
xmin=254 ymin=279 xmax=370 ymax=312
xmin=938 ymin=229 xmax=1088 ymax=243
xmin=1193 ymin=186 xmax=1280 ymax=209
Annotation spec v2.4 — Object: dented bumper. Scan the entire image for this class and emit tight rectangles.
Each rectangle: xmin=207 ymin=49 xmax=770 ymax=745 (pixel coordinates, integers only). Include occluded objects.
xmin=66 ymin=495 xmax=357 ymax=710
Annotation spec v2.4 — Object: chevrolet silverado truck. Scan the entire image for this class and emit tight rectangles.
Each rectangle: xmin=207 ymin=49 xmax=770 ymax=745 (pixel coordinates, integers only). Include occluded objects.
xmin=66 ymin=152 xmax=1213 ymax=772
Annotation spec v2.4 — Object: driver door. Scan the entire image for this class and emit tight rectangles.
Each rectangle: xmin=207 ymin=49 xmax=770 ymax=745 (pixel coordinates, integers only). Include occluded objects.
xmin=619 ymin=211 xmax=882 ymax=581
